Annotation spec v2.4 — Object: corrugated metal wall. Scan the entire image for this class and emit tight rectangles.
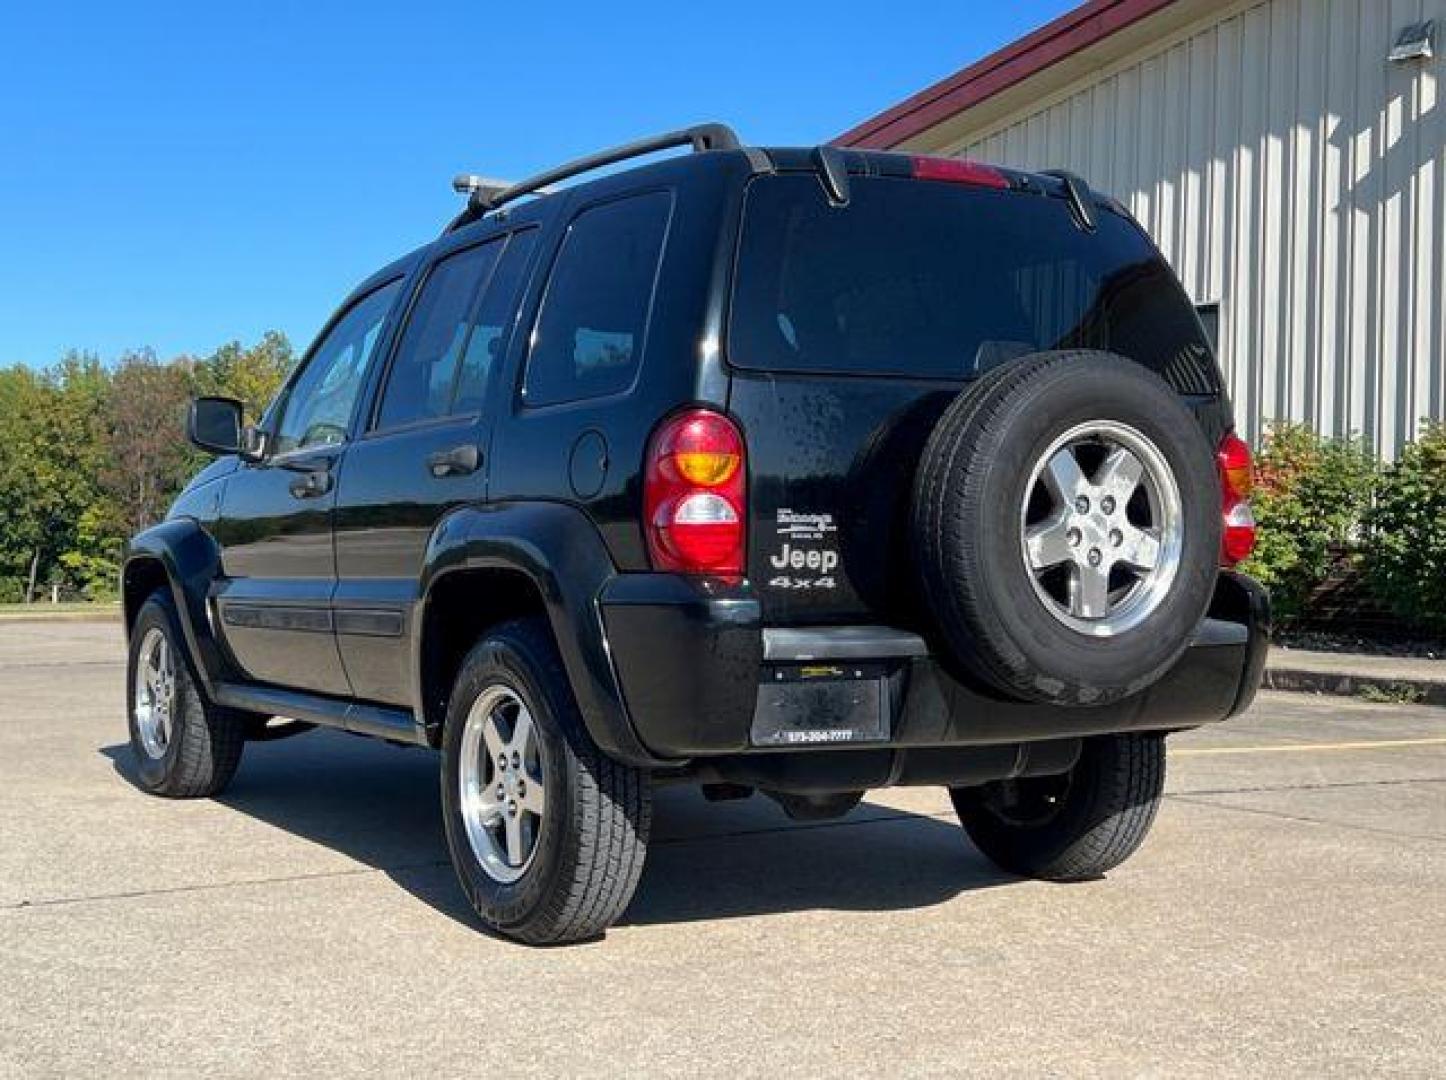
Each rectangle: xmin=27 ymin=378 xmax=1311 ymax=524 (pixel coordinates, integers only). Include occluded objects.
xmin=946 ymin=0 xmax=1445 ymax=457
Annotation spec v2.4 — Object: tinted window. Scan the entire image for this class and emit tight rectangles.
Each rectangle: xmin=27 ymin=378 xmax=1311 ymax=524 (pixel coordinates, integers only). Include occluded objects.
xmin=375 ymin=241 xmax=502 ymax=431
xmin=522 ymin=192 xmax=671 ymax=407
xmin=274 ymin=280 xmax=399 ymax=455
xmin=454 ymin=230 xmax=537 ymax=413
xmin=729 ymin=176 xmax=1213 ymax=385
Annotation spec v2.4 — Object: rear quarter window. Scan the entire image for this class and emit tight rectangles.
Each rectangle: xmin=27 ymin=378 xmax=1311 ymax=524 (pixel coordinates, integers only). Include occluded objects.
xmin=521 ymin=191 xmax=673 ymax=408
xmin=728 ymin=175 xmax=1214 ymax=390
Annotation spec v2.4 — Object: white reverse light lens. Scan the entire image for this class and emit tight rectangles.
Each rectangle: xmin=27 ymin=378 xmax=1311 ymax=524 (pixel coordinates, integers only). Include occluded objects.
xmin=672 ymin=492 xmax=739 ymax=525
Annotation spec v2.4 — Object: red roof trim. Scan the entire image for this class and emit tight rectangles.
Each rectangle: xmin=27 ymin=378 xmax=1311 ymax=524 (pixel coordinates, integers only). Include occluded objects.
xmin=835 ymin=0 xmax=1179 ymax=149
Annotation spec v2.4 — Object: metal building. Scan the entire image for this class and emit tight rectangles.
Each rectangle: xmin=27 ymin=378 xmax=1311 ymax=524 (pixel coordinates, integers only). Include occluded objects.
xmin=838 ymin=0 xmax=1444 ymax=457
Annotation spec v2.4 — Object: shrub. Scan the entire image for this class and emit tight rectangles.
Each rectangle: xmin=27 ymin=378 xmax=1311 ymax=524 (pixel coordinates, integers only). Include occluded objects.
xmin=1239 ymin=423 xmax=1377 ymax=621
xmin=1364 ymin=423 xmax=1446 ymax=633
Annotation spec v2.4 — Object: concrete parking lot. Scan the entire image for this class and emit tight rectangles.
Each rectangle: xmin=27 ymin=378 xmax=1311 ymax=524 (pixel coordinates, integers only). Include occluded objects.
xmin=2 ymin=621 xmax=1443 ymax=1077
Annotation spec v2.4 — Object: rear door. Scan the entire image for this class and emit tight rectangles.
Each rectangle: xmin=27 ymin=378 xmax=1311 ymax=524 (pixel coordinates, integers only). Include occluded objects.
xmin=213 ymin=279 xmax=401 ymax=695
xmin=331 ymin=229 xmax=538 ymax=706
xmin=725 ymin=173 xmax=1218 ymax=627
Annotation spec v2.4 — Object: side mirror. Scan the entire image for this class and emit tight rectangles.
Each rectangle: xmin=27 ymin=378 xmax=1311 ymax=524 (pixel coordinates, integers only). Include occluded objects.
xmin=187 ymin=396 xmax=245 ymax=456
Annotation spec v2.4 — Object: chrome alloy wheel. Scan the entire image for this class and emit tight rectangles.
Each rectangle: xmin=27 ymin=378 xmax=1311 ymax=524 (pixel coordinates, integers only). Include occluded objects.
xmin=1019 ymin=420 xmax=1184 ymax=638
xmin=133 ymin=627 xmax=177 ymax=759
xmin=458 ymin=684 xmax=547 ymax=884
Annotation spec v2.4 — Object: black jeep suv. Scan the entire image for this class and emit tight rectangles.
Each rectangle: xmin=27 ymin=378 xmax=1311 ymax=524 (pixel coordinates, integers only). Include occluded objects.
xmin=123 ymin=124 xmax=1268 ymax=944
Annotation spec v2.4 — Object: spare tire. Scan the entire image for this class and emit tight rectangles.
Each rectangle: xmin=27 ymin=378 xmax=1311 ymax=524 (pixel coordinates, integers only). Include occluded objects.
xmin=913 ymin=350 xmax=1221 ymax=706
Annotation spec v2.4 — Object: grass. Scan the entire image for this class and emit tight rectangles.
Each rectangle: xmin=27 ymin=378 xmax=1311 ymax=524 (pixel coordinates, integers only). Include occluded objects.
xmin=1356 ymin=682 xmax=1430 ymax=705
xmin=0 ymin=601 xmax=121 ymax=620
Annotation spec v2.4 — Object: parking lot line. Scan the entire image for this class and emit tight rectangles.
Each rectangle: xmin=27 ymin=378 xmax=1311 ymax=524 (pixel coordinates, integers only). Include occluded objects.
xmin=1175 ymin=736 xmax=1446 ymax=757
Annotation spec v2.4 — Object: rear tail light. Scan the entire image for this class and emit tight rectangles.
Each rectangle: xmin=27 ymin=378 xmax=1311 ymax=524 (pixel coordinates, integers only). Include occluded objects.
xmin=1216 ymin=432 xmax=1257 ymax=565
xmin=644 ymin=409 xmax=746 ymax=576
xmin=911 ymin=156 xmax=1011 ymax=190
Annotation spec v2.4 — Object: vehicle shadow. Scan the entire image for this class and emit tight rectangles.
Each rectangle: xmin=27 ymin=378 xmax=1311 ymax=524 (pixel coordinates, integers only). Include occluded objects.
xmin=102 ymin=729 xmax=1014 ymax=932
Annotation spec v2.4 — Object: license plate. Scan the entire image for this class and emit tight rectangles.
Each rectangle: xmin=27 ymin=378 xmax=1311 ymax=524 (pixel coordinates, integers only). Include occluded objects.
xmin=749 ymin=665 xmax=890 ymax=747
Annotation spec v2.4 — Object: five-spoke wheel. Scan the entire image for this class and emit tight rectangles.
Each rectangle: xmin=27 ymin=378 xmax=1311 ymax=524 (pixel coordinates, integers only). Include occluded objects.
xmin=458 ymin=685 xmax=548 ymax=883
xmin=1021 ymin=419 xmax=1184 ymax=637
xmin=133 ymin=626 xmax=177 ymax=759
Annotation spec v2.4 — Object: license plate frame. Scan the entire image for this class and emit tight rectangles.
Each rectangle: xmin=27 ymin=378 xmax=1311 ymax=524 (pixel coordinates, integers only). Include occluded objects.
xmin=749 ymin=663 xmax=891 ymax=747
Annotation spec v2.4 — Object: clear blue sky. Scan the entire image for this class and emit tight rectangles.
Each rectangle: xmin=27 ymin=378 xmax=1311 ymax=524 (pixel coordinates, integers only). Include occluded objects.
xmin=0 ymin=0 xmax=1074 ymax=368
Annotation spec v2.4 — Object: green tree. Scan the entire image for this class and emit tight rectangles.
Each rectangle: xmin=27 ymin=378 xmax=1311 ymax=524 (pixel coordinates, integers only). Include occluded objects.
xmin=193 ymin=330 xmax=293 ymax=423
xmin=57 ymin=505 xmax=123 ymax=600
xmin=0 ymin=331 xmax=293 ymax=602
xmin=0 ymin=355 xmax=109 ymax=601
xmin=100 ymin=350 xmax=196 ymax=538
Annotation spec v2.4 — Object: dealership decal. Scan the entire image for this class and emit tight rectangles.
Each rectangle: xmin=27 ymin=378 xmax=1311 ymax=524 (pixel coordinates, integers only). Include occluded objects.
xmin=768 ymin=508 xmax=839 ymax=590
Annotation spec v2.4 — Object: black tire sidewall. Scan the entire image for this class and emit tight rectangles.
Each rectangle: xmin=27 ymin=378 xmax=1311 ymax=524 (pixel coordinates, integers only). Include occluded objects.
xmin=954 ymin=758 xmax=1099 ymax=874
xmin=920 ymin=352 xmax=1221 ymax=704
xmin=440 ymin=628 xmax=578 ymax=934
xmin=953 ymin=733 xmax=1165 ymax=877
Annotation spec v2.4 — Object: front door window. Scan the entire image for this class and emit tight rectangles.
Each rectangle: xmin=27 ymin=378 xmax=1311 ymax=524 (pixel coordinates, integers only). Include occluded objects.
xmin=272 ymin=281 xmax=400 ymax=455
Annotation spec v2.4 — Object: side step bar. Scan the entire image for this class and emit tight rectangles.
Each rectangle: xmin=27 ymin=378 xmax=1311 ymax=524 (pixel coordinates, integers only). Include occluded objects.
xmin=213 ymin=683 xmax=426 ymax=746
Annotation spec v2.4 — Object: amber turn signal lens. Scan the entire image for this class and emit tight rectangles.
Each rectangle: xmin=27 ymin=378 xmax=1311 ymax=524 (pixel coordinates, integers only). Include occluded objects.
xmin=673 ymin=451 xmax=740 ymax=486
xmin=1216 ymin=432 xmax=1257 ymax=566
xmin=1216 ymin=432 xmax=1254 ymax=500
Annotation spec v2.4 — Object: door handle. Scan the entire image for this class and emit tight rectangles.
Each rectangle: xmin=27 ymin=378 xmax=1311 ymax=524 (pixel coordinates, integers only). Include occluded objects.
xmin=427 ymin=443 xmax=482 ymax=478
xmin=288 ymin=470 xmax=334 ymax=499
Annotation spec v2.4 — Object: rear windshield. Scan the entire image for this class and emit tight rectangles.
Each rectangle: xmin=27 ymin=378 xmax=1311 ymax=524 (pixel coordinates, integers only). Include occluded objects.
xmin=729 ymin=175 xmax=1215 ymax=389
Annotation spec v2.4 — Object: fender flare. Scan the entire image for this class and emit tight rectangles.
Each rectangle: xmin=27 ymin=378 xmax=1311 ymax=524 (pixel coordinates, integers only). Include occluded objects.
xmin=122 ymin=519 xmax=233 ymax=696
xmin=416 ymin=501 xmax=675 ymax=768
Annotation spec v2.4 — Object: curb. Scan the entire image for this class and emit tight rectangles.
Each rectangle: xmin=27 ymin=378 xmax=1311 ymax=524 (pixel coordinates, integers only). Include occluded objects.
xmin=1263 ymin=666 xmax=1446 ymax=708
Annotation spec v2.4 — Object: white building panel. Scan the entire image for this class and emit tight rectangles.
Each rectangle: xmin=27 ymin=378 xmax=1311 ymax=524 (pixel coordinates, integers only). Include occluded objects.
xmin=940 ymin=0 xmax=1445 ymax=456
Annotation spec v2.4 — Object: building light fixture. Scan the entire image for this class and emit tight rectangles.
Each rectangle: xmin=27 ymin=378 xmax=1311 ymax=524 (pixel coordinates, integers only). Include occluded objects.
xmin=1388 ymin=21 xmax=1435 ymax=63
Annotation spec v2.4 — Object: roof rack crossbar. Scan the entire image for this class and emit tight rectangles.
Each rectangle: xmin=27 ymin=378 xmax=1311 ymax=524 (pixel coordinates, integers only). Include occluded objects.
xmin=450 ymin=122 xmax=741 ymax=229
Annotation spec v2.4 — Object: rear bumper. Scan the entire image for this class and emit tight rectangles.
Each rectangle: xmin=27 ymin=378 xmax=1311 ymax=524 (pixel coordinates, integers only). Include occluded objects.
xmin=598 ymin=571 xmax=1270 ymax=762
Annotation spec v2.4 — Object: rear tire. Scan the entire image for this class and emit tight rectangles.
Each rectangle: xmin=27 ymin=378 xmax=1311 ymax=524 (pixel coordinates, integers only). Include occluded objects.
xmin=126 ymin=592 xmax=246 ymax=798
xmin=441 ymin=618 xmax=651 ymax=945
xmin=951 ymin=733 xmax=1165 ymax=881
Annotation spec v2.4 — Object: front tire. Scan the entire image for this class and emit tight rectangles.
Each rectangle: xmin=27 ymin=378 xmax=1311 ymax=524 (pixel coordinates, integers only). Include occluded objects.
xmin=951 ymin=733 xmax=1165 ymax=881
xmin=126 ymin=591 xmax=246 ymax=798
xmin=441 ymin=618 xmax=651 ymax=945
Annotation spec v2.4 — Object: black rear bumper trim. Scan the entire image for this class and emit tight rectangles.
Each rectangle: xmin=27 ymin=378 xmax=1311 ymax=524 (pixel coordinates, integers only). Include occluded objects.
xmin=763 ymin=618 xmax=1246 ymax=661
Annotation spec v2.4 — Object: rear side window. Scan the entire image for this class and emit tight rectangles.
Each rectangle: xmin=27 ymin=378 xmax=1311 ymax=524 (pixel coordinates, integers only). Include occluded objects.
xmin=375 ymin=240 xmax=503 ymax=431
xmin=453 ymin=230 xmax=537 ymax=414
xmin=729 ymin=175 xmax=1213 ymax=387
xmin=522 ymin=191 xmax=672 ymax=407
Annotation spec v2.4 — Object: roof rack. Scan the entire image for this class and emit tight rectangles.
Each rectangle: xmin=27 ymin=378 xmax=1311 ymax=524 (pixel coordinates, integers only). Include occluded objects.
xmin=445 ymin=122 xmax=742 ymax=232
